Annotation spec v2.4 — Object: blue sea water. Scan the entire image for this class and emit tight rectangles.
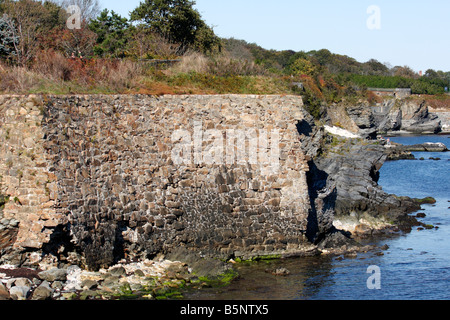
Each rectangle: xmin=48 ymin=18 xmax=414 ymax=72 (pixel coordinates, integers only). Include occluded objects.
xmin=185 ymin=135 xmax=450 ymax=300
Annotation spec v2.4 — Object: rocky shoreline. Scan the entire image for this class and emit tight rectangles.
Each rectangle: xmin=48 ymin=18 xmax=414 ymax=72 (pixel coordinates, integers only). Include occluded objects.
xmin=384 ymin=141 xmax=448 ymax=160
xmin=0 ymin=247 xmax=238 ymax=301
xmin=0 ymin=259 xmax=194 ymax=300
xmin=0 ymin=242 xmax=382 ymax=301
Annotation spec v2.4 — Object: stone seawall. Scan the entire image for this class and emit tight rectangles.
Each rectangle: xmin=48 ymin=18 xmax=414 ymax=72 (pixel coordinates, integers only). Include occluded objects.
xmin=0 ymin=94 xmax=319 ymax=269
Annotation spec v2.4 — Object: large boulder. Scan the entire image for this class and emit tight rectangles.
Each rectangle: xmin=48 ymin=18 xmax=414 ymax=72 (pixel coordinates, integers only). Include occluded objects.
xmin=38 ymin=268 xmax=67 ymax=282
xmin=31 ymin=281 xmax=54 ymax=300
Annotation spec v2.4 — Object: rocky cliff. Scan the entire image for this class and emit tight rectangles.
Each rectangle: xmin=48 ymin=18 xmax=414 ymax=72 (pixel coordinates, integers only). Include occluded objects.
xmin=313 ymin=98 xmax=439 ymax=236
xmin=372 ymin=98 xmax=447 ymax=135
xmin=315 ymin=138 xmax=422 ymax=236
xmin=325 ymin=97 xmax=449 ymax=137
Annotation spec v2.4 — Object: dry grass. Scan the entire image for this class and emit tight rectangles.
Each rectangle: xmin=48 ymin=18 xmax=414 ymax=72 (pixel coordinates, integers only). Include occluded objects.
xmin=405 ymin=94 xmax=450 ymax=110
xmin=0 ymin=63 xmax=40 ymax=93
xmin=424 ymin=96 xmax=450 ymax=110
xmin=169 ymin=52 xmax=267 ymax=77
xmin=0 ymin=51 xmax=289 ymax=95
xmin=0 ymin=52 xmax=146 ymax=94
xmin=169 ymin=52 xmax=209 ymax=74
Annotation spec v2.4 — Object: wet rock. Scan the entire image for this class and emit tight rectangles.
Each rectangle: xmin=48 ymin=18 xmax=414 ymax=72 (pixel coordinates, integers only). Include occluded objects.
xmin=80 ymin=289 xmax=100 ymax=300
xmin=31 ymin=281 xmax=54 ymax=300
xmin=1 ymin=258 xmax=205 ymax=301
xmin=400 ymin=143 xmax=447 ymax=152
xmin=7 ymin=277 xmax=32 ymax=289
xmin=344 ymin=252 xmax=358 ymax=259
xmin=9 ymin=285 xmax=30 ymax=300
xmin=384 ymin=146 xmax=416 ymax=161
xmin=318 ymin=229 xmax=360 ymax=250
xmin=354 ymin=224 xmax=373 ymax=235
xmin=166 ymin=247 xmax=232 ymax=279
xmin=108 ymin=266 xmax=127 ymax=277
xmin=0 ymin=283 xmax=10 ymax=300
xmin=416 ymin=212 xmax=427 ymax=218
xmin=81 ymin=279 xmax=98 ymax=290
xmin=133 ymin=269 xmax=145 ymax=277
xmin=270 ymin=267 xmax=291 ymax=276
xmin=38 ymin=268 xmax=67 ymax=282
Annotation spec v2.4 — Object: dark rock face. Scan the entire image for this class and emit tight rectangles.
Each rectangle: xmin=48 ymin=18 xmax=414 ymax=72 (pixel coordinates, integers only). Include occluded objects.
xmin=373 ymin=99 xmax=403 ymax=133
xmin=401 ymin=102 xmax=442 ymax=134
xmin=384 ymin=146 xmax=416 ymax=161
xmin=314 ymin=139 xmax=421 ymax=235
xmin=373 ymin=99 xmax=442 ymax=134
xmin=296 ymin=116 xmax=337 ymax=244
xmin=295 ymin=108 xmax=423 ymax=240
xmin=346 ymin=103 xmax=378 ymax=139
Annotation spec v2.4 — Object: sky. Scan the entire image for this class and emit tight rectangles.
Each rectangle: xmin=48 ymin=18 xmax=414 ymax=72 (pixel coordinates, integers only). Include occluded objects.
xmin=99 ymin=0 xmax=450 ymax=72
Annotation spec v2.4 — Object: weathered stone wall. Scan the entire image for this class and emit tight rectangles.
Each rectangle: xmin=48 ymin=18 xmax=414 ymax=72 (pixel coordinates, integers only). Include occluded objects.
xmin=0 ymin=94 xmax=316 ymax=269
xmin=0 ymin=96 xmax=63 ymax=252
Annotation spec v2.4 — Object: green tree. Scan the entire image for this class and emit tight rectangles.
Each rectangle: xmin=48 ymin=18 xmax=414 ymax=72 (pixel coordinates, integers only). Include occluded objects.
xmin=290 ymin=57 xmax=316 ymax=76
xmin=130 ymin=0 xmax=221 ymax=54
xmin=393 ymin=65 xmax=418 ymax=79
xmin=364 ymin=59 xmax=389 ymax=75
xmin=310 ymin=48 xmax=332 ymax=66
xmin=89 ymin=9 xmax=130 ymax=58
xmin=424 ymin=69 xmax=439 ymax=79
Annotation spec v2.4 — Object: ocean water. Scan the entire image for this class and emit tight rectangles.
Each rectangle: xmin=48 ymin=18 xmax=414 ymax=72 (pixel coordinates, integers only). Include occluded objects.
xmin=184 ymin=135 xmax=450 ymax=300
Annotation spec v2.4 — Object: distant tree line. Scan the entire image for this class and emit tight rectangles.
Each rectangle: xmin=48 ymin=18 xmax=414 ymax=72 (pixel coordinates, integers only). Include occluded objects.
xmin=222 ymin=39 xmax=450 ymax=95
xmin=341 ymin=74 xmax=448 ymax=95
